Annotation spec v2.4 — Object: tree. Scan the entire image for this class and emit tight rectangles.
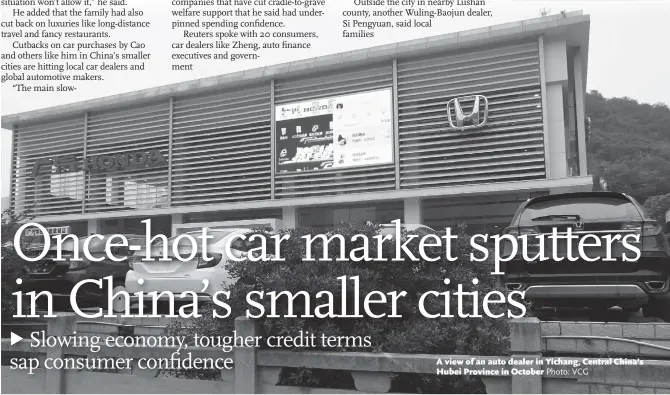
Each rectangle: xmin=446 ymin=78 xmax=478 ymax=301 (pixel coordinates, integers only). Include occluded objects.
xmin=165 ymin=222 xmax=515 ymax=393
xmin=644 ymin=193 xmax=670 ymax=223
xmin=1 ymin=209 xmax=31 ymax=320
xmin=586 ymin=92 xmax=670 ymax=203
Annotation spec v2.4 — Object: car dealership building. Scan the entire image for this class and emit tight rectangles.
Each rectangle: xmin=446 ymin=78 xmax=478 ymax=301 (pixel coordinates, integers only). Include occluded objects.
xmin=3 ymin=12 xmax=592 ymax=238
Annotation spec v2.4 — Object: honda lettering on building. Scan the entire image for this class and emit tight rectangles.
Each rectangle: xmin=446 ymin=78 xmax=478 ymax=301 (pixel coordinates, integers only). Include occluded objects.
xmin=446 ymin=95 xmax=489 ymax=130
xmin=30 ymin=149 xmax=167 ymax=177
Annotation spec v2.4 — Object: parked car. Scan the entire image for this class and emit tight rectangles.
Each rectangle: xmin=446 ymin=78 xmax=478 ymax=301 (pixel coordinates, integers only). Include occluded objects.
xmin=124 ymin=228 xmax=271 ymax=312
xmin=501 ymin=191 xmax=670 ymax=320
xmin=18 ymin=234 xmax=145 ymax=311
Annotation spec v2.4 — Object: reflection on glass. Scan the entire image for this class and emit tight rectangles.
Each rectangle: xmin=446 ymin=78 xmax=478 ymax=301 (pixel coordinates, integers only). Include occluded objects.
xmin=50 ymin=171 xmax=84 ymax=201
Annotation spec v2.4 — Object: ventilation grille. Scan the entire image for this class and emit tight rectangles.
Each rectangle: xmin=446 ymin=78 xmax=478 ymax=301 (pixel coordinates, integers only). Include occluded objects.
xmin=85 ymin=103 xmax=170 ymax=212
xmin=275 ymin=63 xmax=394 ymax=105
xmin=397 ymin=41 xmax=546 ymax=190
xmin=171 ymin=85 xmax=272 ymax=206
xmin=12 ymin=118 xmax=85 ymax=216
xmin=274 ymin=64 xmax=396 ymax=199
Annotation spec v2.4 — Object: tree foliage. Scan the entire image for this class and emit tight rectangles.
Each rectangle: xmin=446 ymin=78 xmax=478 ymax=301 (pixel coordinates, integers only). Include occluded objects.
xmin=586 ymin=91 xmax=670 ymax=203
xmin=643 ymin=193 xmax=670 ymax=223
xmin=1 ymin=209 xmax=31 ymax=320
xmin=166 ymin=222 xmax=514 ymax=393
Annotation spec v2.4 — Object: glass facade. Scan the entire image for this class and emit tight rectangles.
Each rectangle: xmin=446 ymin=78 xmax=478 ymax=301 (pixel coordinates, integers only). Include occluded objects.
xmin=7 ymin=26 xmax=591 ymax=235
xmin=183 ymin=209 xmax=282 ymax=224
xmin=298 ymin=201 xmax=404 ymax=232
xmin=10 ymin=41 xmax=557 ymax=219
xmin=422 ymin=191 xmax=549 ymax=235
xmin=100 ymin=215 xmax=171 ymax=236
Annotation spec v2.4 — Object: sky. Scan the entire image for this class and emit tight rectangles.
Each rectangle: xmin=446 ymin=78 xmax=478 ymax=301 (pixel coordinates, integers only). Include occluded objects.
xmin=1 ymin=0 xmax=670 ymax=199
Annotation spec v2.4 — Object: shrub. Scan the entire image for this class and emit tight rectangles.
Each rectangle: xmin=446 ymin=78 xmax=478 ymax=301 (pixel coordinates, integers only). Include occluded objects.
xmin=165 ymin=222 xmax=513 ymax=393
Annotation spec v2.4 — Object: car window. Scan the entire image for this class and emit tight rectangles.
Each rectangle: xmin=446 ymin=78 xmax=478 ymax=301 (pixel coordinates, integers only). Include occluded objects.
xmin=519 ymin=197 xmax=641 ymax=223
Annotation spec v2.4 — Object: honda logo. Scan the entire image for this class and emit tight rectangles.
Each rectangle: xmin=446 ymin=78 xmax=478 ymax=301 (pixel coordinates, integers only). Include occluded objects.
xmin=447 ymin=95 xmax=488 ymax=129
xmin=572 ymin=222 xmax=584 ymax=231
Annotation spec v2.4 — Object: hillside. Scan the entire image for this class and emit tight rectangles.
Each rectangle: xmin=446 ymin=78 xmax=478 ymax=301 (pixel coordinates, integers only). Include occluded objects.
xmin=586 ymin=91 xmax=670 ymax=204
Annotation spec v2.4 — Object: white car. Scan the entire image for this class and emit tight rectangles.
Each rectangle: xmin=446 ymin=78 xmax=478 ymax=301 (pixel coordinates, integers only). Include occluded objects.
xmin=120 ymin=227 xmax=269 ymax=312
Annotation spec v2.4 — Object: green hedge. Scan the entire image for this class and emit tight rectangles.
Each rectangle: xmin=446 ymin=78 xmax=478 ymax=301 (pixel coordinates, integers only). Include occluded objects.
xmin=165 ymin=222 xmax=515 ymax=393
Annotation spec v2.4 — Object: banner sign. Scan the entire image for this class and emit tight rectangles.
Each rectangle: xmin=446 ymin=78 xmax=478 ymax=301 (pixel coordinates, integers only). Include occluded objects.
xmin=275 ymin=89 xmax=394 ymax=173
xmin=24 ymin=226 xmax=71 ymax=237
xmin=30 ymin=149 xmax=167 ymax=177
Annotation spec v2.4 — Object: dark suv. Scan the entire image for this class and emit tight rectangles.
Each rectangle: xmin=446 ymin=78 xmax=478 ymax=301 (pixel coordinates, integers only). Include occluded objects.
xmin=19 ymin=234 xmax=145 ymax=310
xmin=501 ymin=192 xmax=670 ymax=320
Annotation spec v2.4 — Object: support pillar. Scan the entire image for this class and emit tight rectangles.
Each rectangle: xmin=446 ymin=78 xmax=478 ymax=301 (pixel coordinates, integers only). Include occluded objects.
xmin=540 ymin=36 xmax=569 ymax=179
xmin=404 ymin=198 xmax=423 ymax=225
xmin=171 ymin=213 xmax=183 ymax=236
xmin=87 ymin=219 xmax=99 ymax=235
xmin=282 ymin=206 xmax=297 ymax=229
xmin=573 ymin=50 xmax=588 ymax=177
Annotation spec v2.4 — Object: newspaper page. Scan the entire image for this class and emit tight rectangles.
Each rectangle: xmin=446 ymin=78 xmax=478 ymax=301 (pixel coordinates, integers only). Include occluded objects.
xmin=1 ymin=0 xmax=670 ymax=394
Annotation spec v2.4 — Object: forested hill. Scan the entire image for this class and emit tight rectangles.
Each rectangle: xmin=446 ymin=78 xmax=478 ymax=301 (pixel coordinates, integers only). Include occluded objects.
xmin=586 ymin=91 xmax=670 ymax=204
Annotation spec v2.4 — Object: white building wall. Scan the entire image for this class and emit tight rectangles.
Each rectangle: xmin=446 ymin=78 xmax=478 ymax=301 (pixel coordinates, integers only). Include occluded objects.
xmin=541 ymin=37 xmax=569 ymax=180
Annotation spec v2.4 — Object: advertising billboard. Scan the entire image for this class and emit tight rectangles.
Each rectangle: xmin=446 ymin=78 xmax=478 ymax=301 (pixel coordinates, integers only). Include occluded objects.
xmin=275 ymin=89 xmax=394 ymax=173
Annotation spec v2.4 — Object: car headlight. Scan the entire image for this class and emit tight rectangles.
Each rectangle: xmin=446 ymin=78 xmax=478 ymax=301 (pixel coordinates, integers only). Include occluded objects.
xmin=197 ymin=253 xmax=222 ymax=269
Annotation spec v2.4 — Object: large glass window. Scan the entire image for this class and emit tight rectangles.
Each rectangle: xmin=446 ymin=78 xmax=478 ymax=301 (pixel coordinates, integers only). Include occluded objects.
xmin=183 ymin=209 xmax=282 ymax=224
xmin=122 ymin=179 xmax=168 ymax=209
xmin=422 ymin=192 xmax=548 ymax=235
xmin=50 ymin=170 xmax=84 ymax=201
xmin=102 ymin=176 xmax=168 ymax=209
xmin=100 ymin=215 xmax=171 ymax=236
xmin=298 ymin=201 xmax=404 ymax=232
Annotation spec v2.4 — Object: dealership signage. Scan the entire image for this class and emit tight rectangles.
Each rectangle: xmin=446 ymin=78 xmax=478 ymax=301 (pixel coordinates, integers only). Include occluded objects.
xmin=31 ymin=149 xmax=167 ymax=177
xmin=275 ymin=89 xmax=394 ymax=173
xmin=447 ymin=95 xmax=489 ymax=130
xmin=24 ymin=226 xmax=71 ymax=237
